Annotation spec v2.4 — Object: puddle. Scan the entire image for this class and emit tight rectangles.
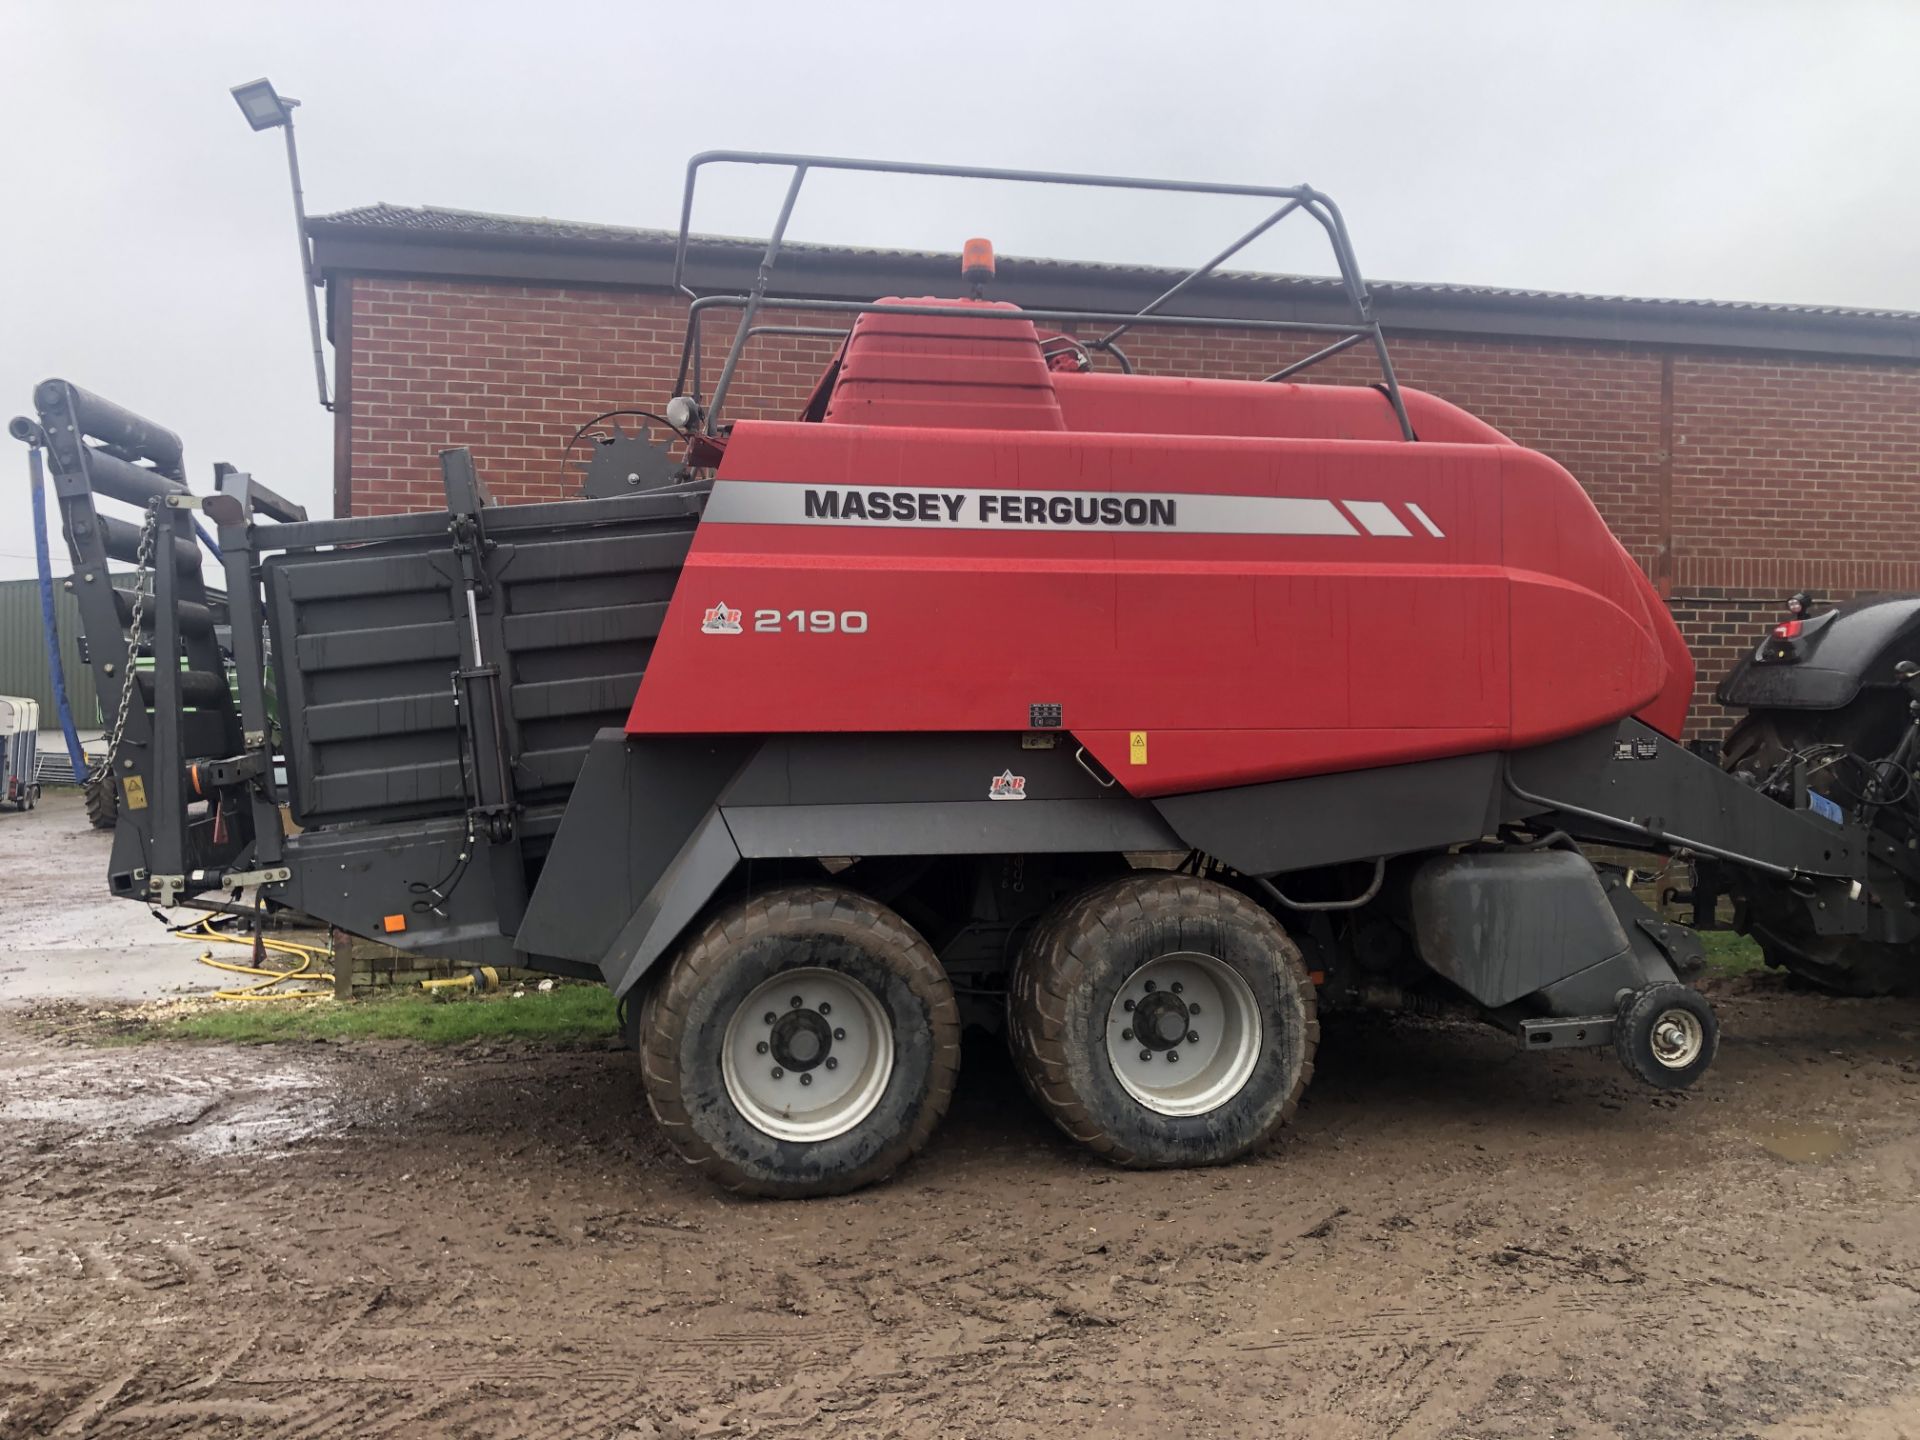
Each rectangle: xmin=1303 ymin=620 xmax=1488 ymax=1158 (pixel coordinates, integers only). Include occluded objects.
xmin=1751 ymin=1122 xmax=1850 ymax=1164
xmin=0 ymin=1057 xmax=334 ymax=1157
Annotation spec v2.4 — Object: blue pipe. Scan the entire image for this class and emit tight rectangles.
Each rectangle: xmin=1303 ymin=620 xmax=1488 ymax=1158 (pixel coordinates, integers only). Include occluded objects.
xmin=193 ymin=517 xmax=222 ymax=562
xmin=27 ymin=445 xmax=90 ymax=779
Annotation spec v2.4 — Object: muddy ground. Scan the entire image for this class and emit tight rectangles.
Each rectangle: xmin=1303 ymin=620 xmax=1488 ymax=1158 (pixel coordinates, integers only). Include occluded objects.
xmin=0 ymin=790 xmax=221 ymax=1004
xmin=5 ymin=983 xmax=1920 ymax=1439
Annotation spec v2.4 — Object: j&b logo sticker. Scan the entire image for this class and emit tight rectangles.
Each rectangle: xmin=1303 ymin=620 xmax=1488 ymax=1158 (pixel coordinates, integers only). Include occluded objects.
xmin=701 ymin=601 xmax=743 ymax=635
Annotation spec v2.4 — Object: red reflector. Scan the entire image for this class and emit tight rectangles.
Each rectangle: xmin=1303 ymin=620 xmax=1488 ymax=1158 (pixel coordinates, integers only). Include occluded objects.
xmin=1771 ymin=620 xmax=1803 ymax=639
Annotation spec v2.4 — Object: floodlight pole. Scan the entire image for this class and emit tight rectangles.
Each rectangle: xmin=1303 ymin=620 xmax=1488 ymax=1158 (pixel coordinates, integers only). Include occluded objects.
xmin=276 ymin=104 xmax=332 ymax=412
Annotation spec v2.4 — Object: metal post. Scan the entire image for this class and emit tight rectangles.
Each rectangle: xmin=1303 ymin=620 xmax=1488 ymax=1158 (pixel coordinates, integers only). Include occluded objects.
xmin=1300 ymin=195 xmax=1415 ymax=441
xmin=1264 ymin=331 xmax=1367 ymax=383
xmin=211 ymin=467 xmax=287 ymax=862
xmin=280 ymin=114 xmax=332 ymax=412
xmin=1092 ymin=199 xmax=1301 ymax=350
xmin=149 ymin=508 xmax=186 ymax=889
xmin=706 ymin=164 xmax=808 ymax=427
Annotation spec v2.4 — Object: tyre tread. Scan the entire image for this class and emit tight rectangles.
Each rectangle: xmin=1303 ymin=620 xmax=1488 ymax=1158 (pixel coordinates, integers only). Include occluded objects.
xmin=640 ymin=884 xmax=960 ymax=1198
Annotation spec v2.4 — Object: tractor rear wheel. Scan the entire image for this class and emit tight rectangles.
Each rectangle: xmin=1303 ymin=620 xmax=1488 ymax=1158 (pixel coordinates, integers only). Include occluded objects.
xmin=639 ymin=885 xmax=960 ymax=1198
xmin=1007 ymin=873 xmax=1317 ymax=1168
xmin=83 ymin=769 xmax=117 ymax=830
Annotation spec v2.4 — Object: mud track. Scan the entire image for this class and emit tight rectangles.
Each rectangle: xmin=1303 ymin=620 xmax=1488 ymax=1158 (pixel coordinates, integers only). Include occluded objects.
xmin=5 ymin=982 xmax=1920 ymax=1438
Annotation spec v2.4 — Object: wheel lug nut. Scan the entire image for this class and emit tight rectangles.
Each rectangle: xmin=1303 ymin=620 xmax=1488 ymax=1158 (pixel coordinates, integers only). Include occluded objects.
xmin=764 ymin=1011 xmax=777 ymax=1025
xmin=1139 ymin=1048 xmax=1152 ymax=1062
xmin=1123 ymin=999 xmax=1135 ymax=1012
xmin=771 ymin=1067 xmax=784 ymax=1079
xmin=1187 ymin=1031 xmax=1199 ymax=1044
xmin=1171 ymin=982 xmax=1183 ymax=994
xmin=1143 ymin=980 xmax=1156 ymax=992
xmin=1188 ymin=1003 xmax=1201 ymax=1015
xmin=833 ymin=1027 xmax=846 ymax=1040
xmin=825 ymin=1057 xmax=838 ymax=1070
xmin=819 ymin=1002 xmax=831 ymax=1015
xmin=1167 ymin=1050 xmax=1180 ymax=1063
xmin=800 ymin=1073 xmax=813 ymax=1086
xmin=756 ymin=1041 xmax=769 ymax=1054
xmin=1122 ymin=1028 xmax=1134 ymax=1041
xmin=790 ymin=995 xmax=803 ymax=1009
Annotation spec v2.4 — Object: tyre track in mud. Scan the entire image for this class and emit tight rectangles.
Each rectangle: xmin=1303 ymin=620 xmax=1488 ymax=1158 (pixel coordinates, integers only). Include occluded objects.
xmin=6 ymin=983 xmax=1920 ymax=1438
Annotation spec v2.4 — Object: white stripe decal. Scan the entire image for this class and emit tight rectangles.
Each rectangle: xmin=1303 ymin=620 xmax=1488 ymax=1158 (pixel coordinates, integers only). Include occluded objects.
xmin=1406 ymin=501 xmax=1446 ymax=538
xmin=1340 ymin=500 xmax=1412 ymax=538
xmin=704 ymin=480 xmax=1367 ymax=537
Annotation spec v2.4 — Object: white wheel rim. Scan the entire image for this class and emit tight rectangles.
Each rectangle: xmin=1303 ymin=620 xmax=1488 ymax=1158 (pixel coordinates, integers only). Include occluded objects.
xmin=1649 ymin=1008 xmax=1705 ymax=1069
xmin=721 ymin=967 xmax=894 ymax=1142
xmin=1105 ymin=951 xmax=1262 ymax=1117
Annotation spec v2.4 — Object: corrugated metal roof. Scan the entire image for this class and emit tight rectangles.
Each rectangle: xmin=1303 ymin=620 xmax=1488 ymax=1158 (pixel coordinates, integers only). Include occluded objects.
xmin=309 ymin=201 xmax=1920 ymax=325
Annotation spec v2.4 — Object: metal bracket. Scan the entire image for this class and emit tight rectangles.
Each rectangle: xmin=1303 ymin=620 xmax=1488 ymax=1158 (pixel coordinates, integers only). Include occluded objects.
xmin=221 ymin=866 xmax=292 ymax=891
xmin=1515 ymin=1014 xmax=1615 ymax=1049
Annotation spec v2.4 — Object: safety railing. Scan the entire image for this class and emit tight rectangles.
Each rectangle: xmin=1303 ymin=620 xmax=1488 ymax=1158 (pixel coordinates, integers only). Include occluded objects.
xmin=666 ymin=151 xmax=1413 ymax=440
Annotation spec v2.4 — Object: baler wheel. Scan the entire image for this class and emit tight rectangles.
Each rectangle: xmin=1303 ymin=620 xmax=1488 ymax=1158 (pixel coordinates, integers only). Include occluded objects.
xmin=638 ymin=885 xmax=960 ymax=1198
xmin=1006 ymin=873 xmax=1317 ymax=1168
xmin=1614 ymin=983 xmax=1718 ymax=1091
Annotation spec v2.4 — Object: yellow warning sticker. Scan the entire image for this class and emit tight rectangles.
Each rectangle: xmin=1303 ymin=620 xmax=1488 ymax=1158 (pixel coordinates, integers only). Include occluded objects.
xmin=1129 ymin=731 xmax=1149 ymax=766
xmin=123 ymin=775 xmax=148 ymax=810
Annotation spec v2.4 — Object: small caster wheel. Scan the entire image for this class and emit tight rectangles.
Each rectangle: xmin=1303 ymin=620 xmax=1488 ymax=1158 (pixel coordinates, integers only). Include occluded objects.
xmin=1614 ymin=983 xmax=1717 ymax=1090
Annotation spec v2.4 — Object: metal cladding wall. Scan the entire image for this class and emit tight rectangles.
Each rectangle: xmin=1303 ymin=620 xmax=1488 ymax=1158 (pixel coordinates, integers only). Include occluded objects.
xmin=0 ymin=578 xmax=98 ymax=721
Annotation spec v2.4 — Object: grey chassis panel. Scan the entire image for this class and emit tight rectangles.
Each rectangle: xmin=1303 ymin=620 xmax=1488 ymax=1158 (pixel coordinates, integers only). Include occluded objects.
xmin=1505 ymin=719 xmax=1864 ymax=880
xmin=723 ymin=799 xmax=1177 ymax=858
xmin=1155 ymin=718 xmax=1870 ymax=892
xmin=515 ymin=732 xmax=757 ymax=967
xmin=270 ymin=816 xmax=528 ymax=968
xmin=1411 ymin=850 xmax=1637 ymax=1009
xmin=1409 ymin=849 xmax=1680 ymax=1019
xmin=1152 ymin=752 xmax=1503 ymax=877
xmin=546 ymin=732 xmax=1181 ymax=999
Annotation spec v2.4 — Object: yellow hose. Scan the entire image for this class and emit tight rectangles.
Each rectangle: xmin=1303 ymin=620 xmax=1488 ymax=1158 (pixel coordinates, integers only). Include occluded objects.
xmin=174 ymin=917 xmax=336 ymax=1001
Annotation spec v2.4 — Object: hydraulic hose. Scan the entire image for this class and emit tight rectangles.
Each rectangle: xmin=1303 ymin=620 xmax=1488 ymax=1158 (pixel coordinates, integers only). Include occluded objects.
xmin=24 ymin=438 xmax=90 ymax=779
xmin=174 ymin=917 xmax=335 ymax=1001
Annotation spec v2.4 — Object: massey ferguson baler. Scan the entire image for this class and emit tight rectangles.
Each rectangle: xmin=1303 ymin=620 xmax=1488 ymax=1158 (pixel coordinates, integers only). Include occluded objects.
xmin=16 ymin=154 xmax=1917 ymax=1197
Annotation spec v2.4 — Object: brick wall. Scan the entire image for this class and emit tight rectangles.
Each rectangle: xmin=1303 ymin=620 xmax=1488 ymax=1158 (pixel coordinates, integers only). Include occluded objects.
xmin=341 ymin=275 xmax=1920 ymax=740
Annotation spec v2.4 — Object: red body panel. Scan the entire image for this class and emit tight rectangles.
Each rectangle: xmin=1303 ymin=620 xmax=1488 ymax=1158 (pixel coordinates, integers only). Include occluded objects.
xmin=628 ymin=303 xmax=1693 ymax=797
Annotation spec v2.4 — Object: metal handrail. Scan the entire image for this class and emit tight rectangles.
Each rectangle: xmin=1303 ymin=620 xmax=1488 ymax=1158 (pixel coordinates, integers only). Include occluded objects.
xmin=668 ymin=151 xmax=1413 ymax=440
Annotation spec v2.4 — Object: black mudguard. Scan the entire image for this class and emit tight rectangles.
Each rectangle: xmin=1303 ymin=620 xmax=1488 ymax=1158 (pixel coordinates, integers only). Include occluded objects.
xmin=1717 ymin=595 xmax=1920 ymax=712
xmin=516 ymin=731 xmax=1181 ymax=998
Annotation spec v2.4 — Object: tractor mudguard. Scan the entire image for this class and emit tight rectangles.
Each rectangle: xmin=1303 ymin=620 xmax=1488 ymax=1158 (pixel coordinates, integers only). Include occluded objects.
xmin=1717 ymin=595 xmax=1920 ymax=712
xmin=519 ymin=731 xmax=1181 ymax=997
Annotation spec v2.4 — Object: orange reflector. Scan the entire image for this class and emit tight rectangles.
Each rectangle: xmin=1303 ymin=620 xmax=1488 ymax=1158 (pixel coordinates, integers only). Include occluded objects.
xmin=961 ymin=236 xmax=995 ymax=280
xmin=1308 ymin=970 xmax=1326 ymax=986
xmin=382 ymin=914 xmax=407 ymax=934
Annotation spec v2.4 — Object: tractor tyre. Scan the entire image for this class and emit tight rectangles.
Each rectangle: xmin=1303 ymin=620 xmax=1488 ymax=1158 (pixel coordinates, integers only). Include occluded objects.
xmin=639 ymin=885 xmax=960 ymax=1198
xmin=1614 ymin=982 xmax=1718 ymax=1091
xmin=1720 ymin=708 xmax=1920 ymax=996
xmin=83 ymin=770 xmax=117 ymax=830
xmin=1007 ymin=873 xmax=1317 ymax=1168
xmin=1753 ymin=928 xmax=1915 ymax=998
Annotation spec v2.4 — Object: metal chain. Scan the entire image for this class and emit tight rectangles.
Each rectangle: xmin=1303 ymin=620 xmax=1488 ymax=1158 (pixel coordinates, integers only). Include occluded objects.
xmin=95 ymin=498 xmax=160 ymax=780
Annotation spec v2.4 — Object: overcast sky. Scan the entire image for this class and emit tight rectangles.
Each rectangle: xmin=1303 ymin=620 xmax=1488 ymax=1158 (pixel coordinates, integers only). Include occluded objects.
xmin=1 ymin=0 xmax=1916 ymax=582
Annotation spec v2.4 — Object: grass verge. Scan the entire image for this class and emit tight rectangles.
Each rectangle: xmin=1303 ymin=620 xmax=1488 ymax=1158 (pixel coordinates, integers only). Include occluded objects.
xmin=1698 ymin=929 xmax=1766 ymax=976
xmin=134 ymin=985 xmax=619 ymax=1046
